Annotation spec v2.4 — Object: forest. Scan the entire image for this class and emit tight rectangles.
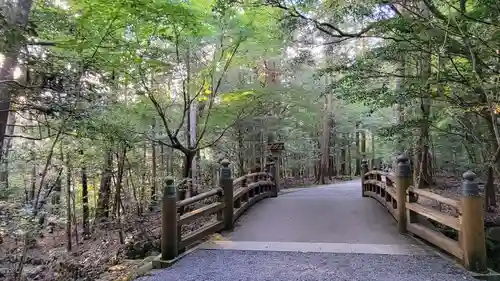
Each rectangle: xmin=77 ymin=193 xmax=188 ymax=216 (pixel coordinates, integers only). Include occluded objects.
xmin=1 ymin=0 xmax=499 ymax=280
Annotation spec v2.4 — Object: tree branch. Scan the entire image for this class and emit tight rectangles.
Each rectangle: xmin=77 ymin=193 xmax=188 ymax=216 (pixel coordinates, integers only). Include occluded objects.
xmin=196 ymin=37 xmax=243 ymax=147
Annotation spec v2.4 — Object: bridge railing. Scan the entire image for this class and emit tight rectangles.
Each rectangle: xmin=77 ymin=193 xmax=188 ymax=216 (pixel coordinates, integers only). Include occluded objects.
xmin=155 ymin=159 xmax=278 ymax=267
xmin=362 ymin=156 xmax=487 ymax=273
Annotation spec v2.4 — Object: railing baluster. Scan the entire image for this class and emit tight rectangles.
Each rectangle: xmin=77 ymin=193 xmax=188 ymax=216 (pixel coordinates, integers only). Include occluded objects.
xmin=460 ymin=171 xmax=487 ymax=272
xmin=220 ymin=159 xmax=234 ymax=230
xmin=395 ymin=155 xmax=411 ymax=234
xmin=161 ymin=177 xmax=177 ymax=260
xmin=361 ymin=159 xmax=368 ymax=197
xmin=245 ymin=176 xmax=254 ymax=198
xmin=362 ymin=156 xmax=489 ymax=271
xmin=270 ymin=162 xmax=278 ymax=197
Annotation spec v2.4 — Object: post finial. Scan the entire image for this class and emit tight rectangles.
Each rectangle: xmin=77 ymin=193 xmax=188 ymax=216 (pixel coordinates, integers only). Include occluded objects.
xmin=463 ymin=170 xmax=476 ymax=181
xmin=220 ymin=159 xmax=232 ymax=180
xmin=165 ymin=176 xmax=174 ymax=185
xmin=221 ymin=159 xmax=230 ymax=167
xmin=396 ymin=154 xmax=409 ymax=164
xmin=164 ymin=176 xmax=176 ymax=198
xmin=462 ymin=170 xmax=479 ymax=197
xmin=396 ymin=153 xmax=411 ymax=178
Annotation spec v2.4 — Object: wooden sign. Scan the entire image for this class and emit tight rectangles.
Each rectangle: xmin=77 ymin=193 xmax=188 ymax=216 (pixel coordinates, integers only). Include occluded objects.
xmin=268 ymin=142 xmax=284 ymax=152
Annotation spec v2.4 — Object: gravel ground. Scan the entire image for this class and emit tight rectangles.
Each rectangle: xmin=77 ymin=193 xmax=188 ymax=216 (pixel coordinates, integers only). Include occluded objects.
xmin=135 ymin=249 xmax=476 ymax=281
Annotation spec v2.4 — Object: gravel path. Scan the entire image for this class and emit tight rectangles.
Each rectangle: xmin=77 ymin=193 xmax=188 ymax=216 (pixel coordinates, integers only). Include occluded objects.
xmin=136 ymin=249 xmax=476 ymax=281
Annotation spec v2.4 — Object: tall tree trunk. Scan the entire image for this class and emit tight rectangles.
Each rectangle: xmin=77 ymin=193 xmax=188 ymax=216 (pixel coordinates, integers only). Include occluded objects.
xmin=160 ymin=140 xmax=165 ymax=184
xmin=0 ymin=0 xmax=34 ymax=158
xmin=66 ymin=154 xmax=72 ymax=251
xmin=355 ymin=122 xmax=361 ymax=176
xmin=51 ymin=145 xmax=62 ymax=214
xmin=183 ymin=151 xmax=196 ymax=179
xmin=28 ymin=112 xmax=36 ymax=202
xmin=361 ymin=129 xmax=366 ymax=164
xmin=151 ymin=122 xmax=157 ymax=202
xmin=33 ymin=130 xmax=61 ymax=214
xmin=29 ymin=165 xmax=36 ymax=202
xmin=319 ymin=94 xmax=332 ymax=184
xmin=114 ymin=146 xmax=126 ymax=244
xmin=340 ymin=134 xmax=347 ymax=175
xmin=394 ymin=59 xmax=406 ymax=154
xmin=81 ymin=166 xmax=90 ymax=238
xmin=141 ymin=142 xmax=147 ymax=204
xmin=96 ymin=150 xmax=113 ymax=219
xmin=485 ymin=166 xmax=496 ymax=212
xmin=0 ymin=111 xmax=16 ymax=198
xmin=328 ymin=130 xmax=336 ymax=177
xmin=236 ymin=124 xmax=245 ymax=176
xmin=415 ymin=2 xmax=433 ymax=188
xmin=347 ymin=133 xmax=352 ymax=177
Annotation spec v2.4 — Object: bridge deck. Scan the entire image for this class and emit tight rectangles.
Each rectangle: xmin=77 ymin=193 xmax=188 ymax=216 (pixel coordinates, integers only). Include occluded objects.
xmin=225 ymin=179 xmax=410 ymax=244
xmin=137 ymin=180 xmax=477 ymax=281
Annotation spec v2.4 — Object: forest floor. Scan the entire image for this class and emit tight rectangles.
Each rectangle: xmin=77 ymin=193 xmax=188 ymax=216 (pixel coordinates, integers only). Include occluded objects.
xmin=0 ymin=205 xmax=166 ymax=281
xmin=1 ymin=174 xmax=495 ymax=281
xmin=424 ymin=171 xmax=500 ymax=225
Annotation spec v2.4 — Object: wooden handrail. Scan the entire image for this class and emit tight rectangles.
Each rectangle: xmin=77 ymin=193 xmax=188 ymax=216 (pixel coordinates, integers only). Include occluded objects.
xmin=176 ymin=171 xmax=273 ymax=208
xmin=362 ymin=164 xmax=487 ymax=273
xmin=176 ymin=188 xmax=222 ymax=208
xmin=363 ymin=170 xmax=395 ymax=185
xmin=156 ymin=160 xmax=281 ymax=268
xmin=233 ymin=176 xmax=247 ymax=186
xmin=233 ymin=172 xmax=272 ymax=186
xmin=407 ymin=186 xmax=461 ymax=211
xmin=405 ymin=202 xmax=460 ymax=230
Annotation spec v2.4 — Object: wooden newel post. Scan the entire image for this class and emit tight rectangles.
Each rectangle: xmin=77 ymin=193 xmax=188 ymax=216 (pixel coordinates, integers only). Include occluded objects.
xmin=161 ymin=176 xmax=177 ymax=260
xmin=220 ymin=159 xmax=234 ymax=230
xmin=270 ymin=162 xmax=279 ymax=197
xmin=460 ymin=171 xmax=487 ymax=272
xmin=395 ymin=154 xmax=410 ymax=234
xmin=268 ymin=142 xmax=284 ymax=197
xmin=361 ymin=159 xmax=369 ymax=198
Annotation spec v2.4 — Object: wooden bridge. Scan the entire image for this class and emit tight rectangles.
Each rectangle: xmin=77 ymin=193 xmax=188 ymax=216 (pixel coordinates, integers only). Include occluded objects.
xmin=136 ymin=156 xmax=488 ymax=281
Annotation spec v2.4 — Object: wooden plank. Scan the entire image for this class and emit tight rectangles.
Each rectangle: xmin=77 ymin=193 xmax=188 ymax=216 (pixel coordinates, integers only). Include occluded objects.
xmin=364 ymin=179 xmax=386 ymax=189
xmin=406 ymin=202 xmax=460 ymax=230
xmin=365 ymin=170 xmax=387 ymax=177
xmin=233 ymin=173 xmax=270 ymax=187
xmin=407 ymin=222 xmax=463 ymax=259
xmin=180 ymin=221 xmax=224 ymax=249
xmin=233 ymin=176 xmax=246 ymax=186
xmin=364 ymin=191 xmax=396 ymax=220
xmin=178 ymin=202 xmax=224 ymax=225
xmin=233 ymin=192 xmax=271 ymax=222
xmin=364 ymin=179 xmax=395 ymax=199
xmin=234 ymin=182 xmax=261 ymax=200
xmin=233 ymin=201 xmax=250 ymax=222
xmin=408 ymin=187 xmax=461 ymax=210
xmin=177 ymin=188 xmax=222 ymax=207
xmin=386 ymin=202 xmax=395 ymax=218
xmin=386 ymin=186 xmax=396 ymax=200
xmin=246 ymin=172 xmax=269 ymax=178
xmin=386 ymin=173 xmax=395 ymax=183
